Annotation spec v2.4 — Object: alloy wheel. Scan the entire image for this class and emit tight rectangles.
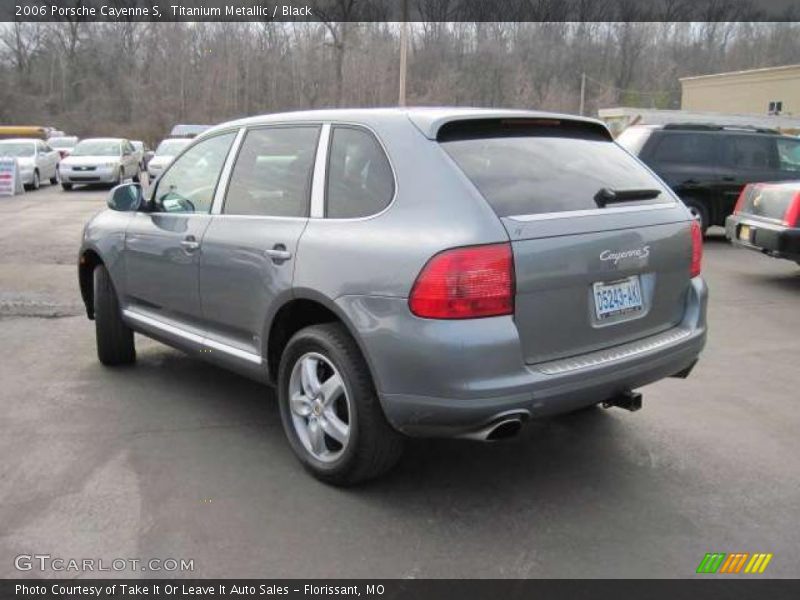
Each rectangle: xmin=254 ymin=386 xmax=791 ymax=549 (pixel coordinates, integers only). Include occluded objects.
xmin=288 ymin=352 xmax=351 ymax=463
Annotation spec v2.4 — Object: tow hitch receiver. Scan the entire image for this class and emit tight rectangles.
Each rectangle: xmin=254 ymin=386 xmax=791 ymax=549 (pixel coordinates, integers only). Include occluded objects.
xmin=602 ymin=390 xmax=642 ymax=412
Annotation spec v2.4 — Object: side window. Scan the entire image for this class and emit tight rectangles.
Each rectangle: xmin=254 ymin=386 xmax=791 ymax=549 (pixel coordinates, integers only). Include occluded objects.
xmin=154 ymin=132 xmax=236 ymax=214
xmin=36 ymin=141 xmax=46 ymax=154
xmin=223 ymin=126 xmax=320 ymax=217
xmin=651 ymin=133 xmax=718 ymax=165
xmin=326 ymin=126 xmax=394 ymax=219
xmin=777 ymin=138 xmax=800 ymax=172
xmin=722 ymin=135 xmax=777 ymax=169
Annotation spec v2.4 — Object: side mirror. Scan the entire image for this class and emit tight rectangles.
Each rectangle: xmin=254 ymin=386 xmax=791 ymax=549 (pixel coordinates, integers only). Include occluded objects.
xmin=107 ymin=182 xmax=143 ymax=212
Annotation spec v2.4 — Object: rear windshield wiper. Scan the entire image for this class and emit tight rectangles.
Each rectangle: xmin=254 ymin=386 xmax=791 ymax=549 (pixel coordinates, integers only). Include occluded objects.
xmin=594 ymin=187 xmax=662 ymax=208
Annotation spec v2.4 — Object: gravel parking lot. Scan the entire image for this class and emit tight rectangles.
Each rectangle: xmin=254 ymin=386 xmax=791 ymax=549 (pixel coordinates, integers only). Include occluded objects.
xmin=1 ymin=183 xmax=798 ymax=579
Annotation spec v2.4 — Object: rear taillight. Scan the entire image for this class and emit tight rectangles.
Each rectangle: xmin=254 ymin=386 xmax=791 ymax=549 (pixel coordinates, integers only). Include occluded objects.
xmin=690 ymin=220 xmax=703 ymax=278
xmin=733 ymin=184 xmax=751 ymax=215
xmin=409 ymin=243 xmax=514 ymax=319
xmin=782 ymin=191 xmax=800 ymax=227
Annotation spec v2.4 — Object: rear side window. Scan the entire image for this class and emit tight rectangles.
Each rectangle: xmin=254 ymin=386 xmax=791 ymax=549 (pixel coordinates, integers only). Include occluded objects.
xmin=722 ymin=135 xmax=777 ymax=169
xmin=441 ymin=127 xmax=671 ymax=217
xmin=777 ymin=138 xmax=800 ymax=172
xmin=651 ymin=133 xmax=719 ymax=165
xmin=326 ymin=126 xmax=394 ymax=219
xmin=224 ymin=126 xmax=320 ymax=217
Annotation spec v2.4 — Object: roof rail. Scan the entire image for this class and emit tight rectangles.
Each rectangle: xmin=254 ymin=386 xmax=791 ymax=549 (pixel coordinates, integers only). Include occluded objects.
xmin=662 ymin=123 xmax=780 ymax=134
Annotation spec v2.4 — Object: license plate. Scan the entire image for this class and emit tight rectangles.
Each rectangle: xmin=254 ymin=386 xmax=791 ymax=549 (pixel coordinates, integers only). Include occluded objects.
xmin=593 ymin=276 xmax=643 ymax=320
xmin=739 ymin=224 xmax=751 ymax=242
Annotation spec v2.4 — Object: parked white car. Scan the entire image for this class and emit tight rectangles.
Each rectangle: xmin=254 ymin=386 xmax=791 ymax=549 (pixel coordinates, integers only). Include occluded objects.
xmin=0 ymin=138 xmax=60 ymax=190
xmin=147 ymin=137 xmax=191 ymax=180
xmin=49 ymin=136 xmax=79 ymax=159
xmin=59 ymin=138 xmax=141 ymax=190
xmin=130 ymin=140 xmax=153 ymax=171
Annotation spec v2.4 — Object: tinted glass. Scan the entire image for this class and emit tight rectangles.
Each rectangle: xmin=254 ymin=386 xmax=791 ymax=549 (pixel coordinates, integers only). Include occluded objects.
xmin=326 ymin=127 xmax=394 ymax=218
xmin=224 ymin=127 xmax=320 ymax=217
xmin=441 ymin=134 xmax=671 ymax=216
xmin=777 ymin=138 xmax=800 ymax=172
xmin=722 ymin=135 xmax=776 ymax=169
xmin=651 ymin=133 xmax=718 ymax=165
xmin=155 ymin=133 xmax=235 ymax=214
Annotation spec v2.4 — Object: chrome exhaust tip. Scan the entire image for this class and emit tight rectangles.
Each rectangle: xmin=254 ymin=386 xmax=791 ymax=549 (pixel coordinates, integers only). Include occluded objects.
xmin=460 ymin=411 xmax=529 ymax=442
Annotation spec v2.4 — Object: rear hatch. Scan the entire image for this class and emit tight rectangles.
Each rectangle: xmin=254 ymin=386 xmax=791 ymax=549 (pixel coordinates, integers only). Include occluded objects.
xmin=440 ymin=118 xmax=694 ymax=365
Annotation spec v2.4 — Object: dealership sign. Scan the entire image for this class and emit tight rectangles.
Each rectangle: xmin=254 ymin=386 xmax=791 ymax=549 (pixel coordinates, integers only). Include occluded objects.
xmin=0 ymin=158 xmax=23 ymax=196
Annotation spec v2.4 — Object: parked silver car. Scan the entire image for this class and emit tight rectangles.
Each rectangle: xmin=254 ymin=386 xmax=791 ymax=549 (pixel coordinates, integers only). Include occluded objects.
xmin=147 ymin=137 xmax=192 ymax=180
xmin=49 ymin=136 xmax=80 ymax=159
xmin=0 ymin=138 xmax=60 ymax=189
xmin=60 ymin=138 xmax=141 ymax=190
xmin=78 ymin=108 xmax=708 ymax=484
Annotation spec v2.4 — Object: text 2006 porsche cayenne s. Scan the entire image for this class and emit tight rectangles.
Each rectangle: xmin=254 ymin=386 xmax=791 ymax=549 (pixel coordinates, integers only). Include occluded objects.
xmin=78 ymin=108 xmax=707 ymax=484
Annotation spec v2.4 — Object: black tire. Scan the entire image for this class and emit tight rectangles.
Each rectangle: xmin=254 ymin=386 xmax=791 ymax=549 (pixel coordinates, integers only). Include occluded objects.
xmin=682 ymin=198 xmax=709 ymax=235
xmin=61 ymin=183 xmax=73 ymax=191
xmin=278 ymin=323 xmax=403 ymax=485
xmin=50 ymin=170 xmax=59 ymax=185
xmin=132 ymin=169 xmax=140 ymax=183
xmin=30 ymin=169 xmax=40 ymax=190
xmin=93 ymin=264 xmax=135 ymax=366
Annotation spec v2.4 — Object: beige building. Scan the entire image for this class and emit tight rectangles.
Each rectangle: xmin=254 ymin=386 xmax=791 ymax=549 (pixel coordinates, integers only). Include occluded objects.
xmin=680 ymin=64 xmax=800 ymax=117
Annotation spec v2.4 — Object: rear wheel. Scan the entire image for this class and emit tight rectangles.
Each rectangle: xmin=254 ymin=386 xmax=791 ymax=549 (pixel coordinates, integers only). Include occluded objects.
xmin=29 ymin=169 xmax=40 ymax=190
xmin=682 ymin=198 xmax=709 ymax=235
xmin=93 ymin=264 xmax=136 ymax=366
xmin=278 ymin=323 xmax=403 ymax=485
xmin=50 ymin=169 xmax=59 ymax=185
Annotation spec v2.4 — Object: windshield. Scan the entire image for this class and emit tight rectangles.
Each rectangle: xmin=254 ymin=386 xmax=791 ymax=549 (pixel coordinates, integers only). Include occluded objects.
xmin=49 ymin=137 xmax=78 ymax=149
xmin=155 ymin=139 xmax=191 ymax=156
xmin=441 ymin=132 xmax=672 ymax=216
xmin=0 ymin=142 xmax=35 ymax=157
xmin=71 ymin=140 xmax=121 ymax=157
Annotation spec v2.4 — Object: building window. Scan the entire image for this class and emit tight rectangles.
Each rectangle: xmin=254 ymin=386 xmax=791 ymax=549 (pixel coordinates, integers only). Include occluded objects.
xmin=768 ymin=101 xmax=783 ymax=116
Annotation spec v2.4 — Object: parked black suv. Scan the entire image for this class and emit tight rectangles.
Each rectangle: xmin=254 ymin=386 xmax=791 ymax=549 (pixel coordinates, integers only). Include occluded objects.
xmin=617 ymin=123 xmax=800 ymax=233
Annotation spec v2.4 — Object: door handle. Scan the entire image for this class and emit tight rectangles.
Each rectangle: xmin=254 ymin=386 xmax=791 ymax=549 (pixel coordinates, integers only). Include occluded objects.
xmin=265 ymin=244 xmax=292 ymax=263
xmin=180 ymin=236 xmax=200 ymax=252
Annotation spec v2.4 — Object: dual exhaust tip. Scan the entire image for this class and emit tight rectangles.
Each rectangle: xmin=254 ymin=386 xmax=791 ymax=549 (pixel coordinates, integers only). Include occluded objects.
xmin=463 ymin=390 xmax=643 ymax=442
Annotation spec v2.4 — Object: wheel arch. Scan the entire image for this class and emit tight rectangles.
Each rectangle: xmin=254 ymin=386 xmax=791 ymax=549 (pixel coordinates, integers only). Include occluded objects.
xmin=263 ymin=289 xmax=379 ymax=390
xmin=78 ymin=248 xmax=105 ymax=319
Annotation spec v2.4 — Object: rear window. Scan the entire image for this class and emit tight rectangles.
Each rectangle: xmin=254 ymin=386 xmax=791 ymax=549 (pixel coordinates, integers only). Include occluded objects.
xmin=440 ymin=125 xmax=672 ymax=217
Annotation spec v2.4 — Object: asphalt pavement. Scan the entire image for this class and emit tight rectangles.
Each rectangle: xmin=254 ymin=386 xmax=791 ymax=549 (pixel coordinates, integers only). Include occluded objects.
xmin=1 ymin=183 xmax=798 ymax=578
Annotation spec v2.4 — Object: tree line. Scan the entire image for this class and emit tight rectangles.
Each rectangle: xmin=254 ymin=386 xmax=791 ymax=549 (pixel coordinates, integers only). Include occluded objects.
xmin=1 ymin=19 xmax=799 ymax=144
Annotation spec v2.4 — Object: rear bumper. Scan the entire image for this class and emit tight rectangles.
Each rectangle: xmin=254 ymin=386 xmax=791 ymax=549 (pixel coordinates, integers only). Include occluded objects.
xmin=725 ymin=215 xmax=800 ymax=261
xmin=338 ymin=277 xmax=708 ymax=438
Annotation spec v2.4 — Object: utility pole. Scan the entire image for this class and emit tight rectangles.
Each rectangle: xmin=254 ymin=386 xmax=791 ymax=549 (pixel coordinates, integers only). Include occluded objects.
xmin=398 ymin=0 xmax=409 ymax=106
xmin=579 ymin=72 xmax=586 ymax=116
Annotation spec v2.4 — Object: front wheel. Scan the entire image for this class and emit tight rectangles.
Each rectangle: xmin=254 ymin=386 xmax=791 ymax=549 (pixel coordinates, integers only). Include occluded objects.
xmin=93 ymin=264 xmax=136 ymax=366
xmin=50 ymin=169 xmax=59 ymax=185
xmin=28 ymin=169 xmax=40 ymax=190
xmin=61 ymin=183 xmax=73 ymax=191
xmin=278 ymin=323 xmax=403 ymax=485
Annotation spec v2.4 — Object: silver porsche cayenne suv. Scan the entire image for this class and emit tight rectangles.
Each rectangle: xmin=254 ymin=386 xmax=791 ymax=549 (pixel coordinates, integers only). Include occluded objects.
xmin=78 ymin=108 xmax=707 ymax=484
